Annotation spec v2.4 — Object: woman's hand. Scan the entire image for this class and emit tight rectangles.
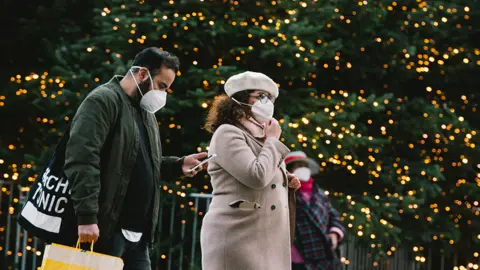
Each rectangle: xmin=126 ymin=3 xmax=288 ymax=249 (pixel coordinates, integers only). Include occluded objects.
xmin=287 ymin=172 xmax=301 ymax=190
xmin=264 ymin=119 xmax=282 ymax=140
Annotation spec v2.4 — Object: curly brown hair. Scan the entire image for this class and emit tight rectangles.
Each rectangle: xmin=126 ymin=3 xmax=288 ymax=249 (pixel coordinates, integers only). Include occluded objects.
xmin=204 ymin=90 xmax=253 ymax=133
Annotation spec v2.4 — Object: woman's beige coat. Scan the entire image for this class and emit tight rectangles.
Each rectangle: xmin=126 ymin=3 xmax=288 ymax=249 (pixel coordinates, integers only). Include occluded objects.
xmin=201 ymin=123 xmax=293 ymax=270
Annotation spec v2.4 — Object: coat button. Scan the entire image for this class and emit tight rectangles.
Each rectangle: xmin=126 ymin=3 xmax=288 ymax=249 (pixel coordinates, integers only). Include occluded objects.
xmin=271 ymin=205 xmax=276 ymax=210
xmin=271 ymin=184 xmax=276 ymax=189
xmin=283 ymin=182 xmax=287 ymax=187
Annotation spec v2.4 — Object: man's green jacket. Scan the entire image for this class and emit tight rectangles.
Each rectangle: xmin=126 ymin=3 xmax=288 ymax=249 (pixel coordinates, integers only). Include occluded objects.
xmin=64 ymin=77 xmax=184 ymax=245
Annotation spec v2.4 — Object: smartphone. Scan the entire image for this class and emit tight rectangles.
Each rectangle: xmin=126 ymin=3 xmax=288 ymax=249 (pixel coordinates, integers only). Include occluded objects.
xmin=187 ymin=154 xmax=217 ymax=173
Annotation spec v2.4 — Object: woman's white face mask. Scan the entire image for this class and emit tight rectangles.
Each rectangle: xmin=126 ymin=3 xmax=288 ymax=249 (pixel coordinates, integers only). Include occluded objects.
xmin=130 ymin=66 xmax=167 ymax=113
xmin=250 ymin=99 xmax=274 ymax=124
xmin=293 ymin=167 xmax=311 ymax=182
xmin=231 ymin=93 xmax=275 ymax=124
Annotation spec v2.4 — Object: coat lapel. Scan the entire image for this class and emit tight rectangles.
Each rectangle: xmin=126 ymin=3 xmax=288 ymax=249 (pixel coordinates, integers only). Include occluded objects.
xmin=236 ymin=119 xmax=294 ymax=242
xmin=142 ymin=111 xmax=161 ymax=184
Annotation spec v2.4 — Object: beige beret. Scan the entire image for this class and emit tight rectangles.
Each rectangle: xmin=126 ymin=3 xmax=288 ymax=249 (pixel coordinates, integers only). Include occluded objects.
xmin=224 ymin=71 xmax=279 ymax=98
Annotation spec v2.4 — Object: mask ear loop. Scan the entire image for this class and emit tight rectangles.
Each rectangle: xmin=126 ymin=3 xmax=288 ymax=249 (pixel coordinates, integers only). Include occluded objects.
xmin=231 ymin=97 xmax=266 ymax=136
xmin=144 ymin=69 xmax=155 ymax=91
xmin=231 ymin=97 xmax=257 ymax=122
xmin=130 ymin=66 xmax=149 ymax=97
xmin=231 ymin=97 xmax=252 ymax=107
xmin=132 ymin=66 xmax=158 ymax=92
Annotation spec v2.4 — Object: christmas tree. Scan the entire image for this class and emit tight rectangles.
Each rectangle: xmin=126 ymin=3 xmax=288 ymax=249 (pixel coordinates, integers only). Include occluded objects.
xmin=1 ymin=0 xmax=479 ymax=268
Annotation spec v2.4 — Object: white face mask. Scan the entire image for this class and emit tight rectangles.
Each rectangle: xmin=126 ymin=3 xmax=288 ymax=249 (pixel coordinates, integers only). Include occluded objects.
xmin=232 ymin=97 xmax=275 ymax=124
xmin=293 ymin=167 xmax=311 ymax=182
xmin=130 ymin=66 xmax=167 ymax=113
xmin=251 ymin=99 xmax=274 ymax=124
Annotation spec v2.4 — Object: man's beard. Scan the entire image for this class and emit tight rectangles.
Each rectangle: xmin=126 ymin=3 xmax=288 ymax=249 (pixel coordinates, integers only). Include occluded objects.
xmin=137 ymin=80 xmax=151 ymax=100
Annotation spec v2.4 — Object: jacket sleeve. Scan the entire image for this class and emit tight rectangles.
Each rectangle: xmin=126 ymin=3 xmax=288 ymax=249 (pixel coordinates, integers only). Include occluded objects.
xmin=328 ymin=203 xmax=345 ymax=242
xmin=213 ymin=125 xmax=290 ymax=189
xmin=64 ymin=90 xmax=118 ymax=225
xmin=161 ymin=156 xmax=185 ymax=181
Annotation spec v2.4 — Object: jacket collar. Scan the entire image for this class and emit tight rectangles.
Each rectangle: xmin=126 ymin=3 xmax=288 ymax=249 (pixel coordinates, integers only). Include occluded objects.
xmin=105 ymin=75 xmax=137 ymax=107
xmin=238 ymin=117 xmax=265 ymax=139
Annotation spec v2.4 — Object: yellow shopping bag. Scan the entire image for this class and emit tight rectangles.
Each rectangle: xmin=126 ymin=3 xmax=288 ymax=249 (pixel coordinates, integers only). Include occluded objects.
xmin=40 ymin=239 xmax=124 ymax=270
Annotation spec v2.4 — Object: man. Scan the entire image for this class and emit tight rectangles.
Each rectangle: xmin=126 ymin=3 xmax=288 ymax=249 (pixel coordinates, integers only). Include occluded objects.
xmin=286 ymin=151 xmax=345 ymax=270
xmin=64 ymin=47 xmax=207 ymax=269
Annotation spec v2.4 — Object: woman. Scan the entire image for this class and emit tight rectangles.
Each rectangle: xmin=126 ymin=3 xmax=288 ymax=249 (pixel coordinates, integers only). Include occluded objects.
xmin=201 ymin=71 xmax=301 ymax=270
xmin=285 ymin=151 xmax=345 ymax=270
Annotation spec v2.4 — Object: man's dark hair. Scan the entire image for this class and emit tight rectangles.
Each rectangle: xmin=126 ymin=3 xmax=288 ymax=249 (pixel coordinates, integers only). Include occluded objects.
xmin=132 ymin=47 xmax=180 ymax=75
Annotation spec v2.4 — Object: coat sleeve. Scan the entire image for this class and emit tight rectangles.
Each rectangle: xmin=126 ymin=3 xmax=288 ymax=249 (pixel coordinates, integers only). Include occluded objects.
xmin=328 ymin=203 xmax=345 ymax=242
xmin=64 ymin=90 xmax=119 ymax=225
xmin=213 ymin=124 xmax=290 ymax=189
xmin=161 ymin=156 xmax=185 ymax=180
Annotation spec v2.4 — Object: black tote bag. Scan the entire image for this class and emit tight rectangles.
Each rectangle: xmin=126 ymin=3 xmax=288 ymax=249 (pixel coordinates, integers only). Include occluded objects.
xmin=17 ymin=127 xmax=78 ymax=245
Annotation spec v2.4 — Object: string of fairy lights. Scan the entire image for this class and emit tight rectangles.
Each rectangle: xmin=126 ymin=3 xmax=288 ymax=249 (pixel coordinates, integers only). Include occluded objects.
xmin=0 ymin=0 xmax=478 ymax=268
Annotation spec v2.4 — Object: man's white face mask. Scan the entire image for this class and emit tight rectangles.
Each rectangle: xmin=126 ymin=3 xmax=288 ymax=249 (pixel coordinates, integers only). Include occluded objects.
xmin=130 ymin=66 xmax=167 ymax=113
xmin=293 ymin=167 xmax=311 ymax=182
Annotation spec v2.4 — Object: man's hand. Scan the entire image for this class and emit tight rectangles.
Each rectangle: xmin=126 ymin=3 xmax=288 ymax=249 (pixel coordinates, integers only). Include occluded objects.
xmin=328 ymin=233 xmax=339 ymax=250
xmin=78 ymin=224 xmax=100 ymax=243
xmin=287 ymin=172 xmax=301 ymax=190
xmin=182 ymin=152 xmax=208 ymax=177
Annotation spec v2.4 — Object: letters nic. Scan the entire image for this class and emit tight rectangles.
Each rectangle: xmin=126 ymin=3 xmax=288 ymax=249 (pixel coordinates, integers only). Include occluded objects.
xmin=31 ymin=168 xmax=71 ymax=214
